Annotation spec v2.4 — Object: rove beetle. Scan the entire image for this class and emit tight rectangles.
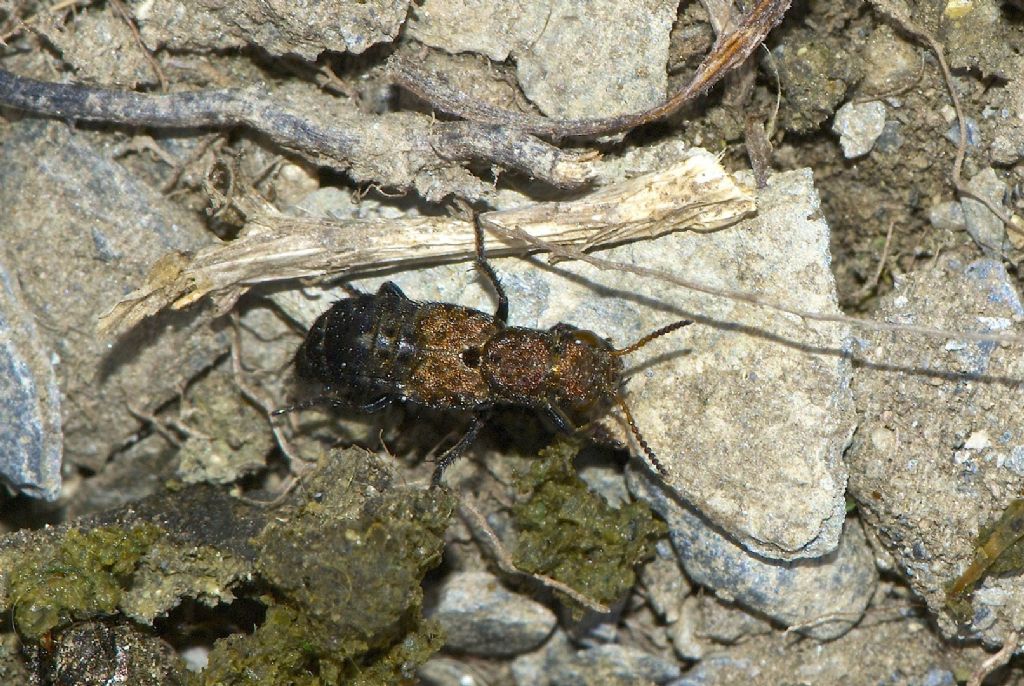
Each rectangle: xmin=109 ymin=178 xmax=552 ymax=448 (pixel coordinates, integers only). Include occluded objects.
xmin=284 ymin=215 xmax=691 ymax=486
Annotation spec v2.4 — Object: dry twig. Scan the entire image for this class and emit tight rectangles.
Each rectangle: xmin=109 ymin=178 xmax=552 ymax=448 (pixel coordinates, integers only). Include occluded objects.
xmin=967 ymin=631 xmax=1019 ymax=686
xmin=108 ymin=0 xmax=166 ymax=91
xmin=852 ymin=218 xmax=896 ymax=302
xmin=97 ymin=151 xmax=754 ymax=333
xmin=0 ymin=68 xmax=592 ymax=191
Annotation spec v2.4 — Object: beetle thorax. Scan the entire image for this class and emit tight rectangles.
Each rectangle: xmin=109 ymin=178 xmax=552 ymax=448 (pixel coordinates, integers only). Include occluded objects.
xmin=480 ymin=328 xmax=552 ymax=405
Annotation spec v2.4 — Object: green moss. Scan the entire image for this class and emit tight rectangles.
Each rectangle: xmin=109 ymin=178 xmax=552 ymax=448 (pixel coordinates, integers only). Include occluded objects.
xmin=511 ymin=437 xmax=666 ymax=617
xmin=946 ymin=498 xmax=1024 ymax=621
xmin=7 ymin=523 xmax=161 ymax=639
xmin=194 ymin=449 xmax=455 ymax=686
xmin=195 ymin=605 xmax=331 ymax=686
xmin=197 ymin=607 xmax=444 ymax=686
xmin=347 ymin=617 xmax=445 ymax=686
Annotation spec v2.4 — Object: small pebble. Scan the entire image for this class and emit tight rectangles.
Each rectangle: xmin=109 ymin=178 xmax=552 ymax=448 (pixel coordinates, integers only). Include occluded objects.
xmin=511 ymin=633 xmax=680 ymax=686
xmin=961 ymin=167 xmax=1008 ymax=256
xmin=945 ymin=117 xmax=981 ymax=147
xmin=928 ymin=201 xmax=967 ymax=233
xmin=873 ymin=120 xmax=904 ymax=153
xmin=430 ymin=571 xmax=556 ymax=657
xmin=832 ymin=100 xmax=887 ymax=158
xmin=547 ymin=644 xmax=681 ymax=685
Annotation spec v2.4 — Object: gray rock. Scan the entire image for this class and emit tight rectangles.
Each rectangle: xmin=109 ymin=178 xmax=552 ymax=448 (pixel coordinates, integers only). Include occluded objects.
xmin=833 ymin=101 xmax=887 ymax=158
xmin=63 ymin=435 xmax=174 ymax=519
xmin=961 ymin=167 xmax=1008 ymax=256
xmin=874 ymin=120 xmax=905 ymax=153
xmin=289 ymin=165 xmax=851 ymax=560
xmin=0 ymin=121 xmax=226 ymax=471
xmin=669 ymin=594 xmax=774 ymax=661
xmin=430 ymin=571 xmax=556 ymax=656
xmin=0 ymin=260 xmax=62 ymax=500
xmin=408 ymin=0 xmax=676 ymax=118
xmin=132 ymin=0 xmax=407 ymax=58
xmin=945 ymin=117 xmax=981 ymax=147
xmin=514 ymin=0 xmax=676 ymax=118
xmin=669 ymin=596 xmax=706 ymax=661
xmin=985 ymin=74 xmax=1024 ymax=165
xmin=561 ymin=601 xmax=623 ymax=648
xmin=988 ymin=123 xmax=1024 ymax=165
xmin=848 ymin=255 xmax=1024 ymax=644
xmin=671 ymin=618 xmax=953 ymax=686
xmin=512 ymin=632 xmax=681 ymax=686
xmin=418 ymin=657 xmax=489 ymax=686
xmin=928 ymin=201 xmax=967 ymax=234
xmin=548 ymin=644 xmax=681 ymax=685
xmin=693 ymin=596 xmax=773 ymax=646
xmin=576 ymin=451 xmax=631 ymax=509
xmin=859 ymin=26 xmax=921 ymax=95
xmin=632 ymin=469 xmax=877 ymax=640
xmin=641 ymin=540 xmax=690 ymax=623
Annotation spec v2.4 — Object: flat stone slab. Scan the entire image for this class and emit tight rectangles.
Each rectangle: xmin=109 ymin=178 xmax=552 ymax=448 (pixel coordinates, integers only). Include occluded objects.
xmin=285 ymin=166 xmax=852 ymax=560
xmin=633 ymin=469 xmax=876 ymax=640
xmin=622 ymin=168 xmax=854 ymax=559
xmin=848 ymin=255 xmax=1024 ymax=644
xmin=0 ymin=121 xmax=226 ymax=471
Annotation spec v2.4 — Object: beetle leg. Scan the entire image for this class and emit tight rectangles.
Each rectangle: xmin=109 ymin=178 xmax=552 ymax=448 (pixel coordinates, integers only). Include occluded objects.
xmin=377 ymin=281 xmax=409 ymax=300
xmin=543 ymin=402 xmax=576 ymax=434
xmin=432 ymin=410 xmax=489 ymax=487
xmin=273 ymin=394 xmax=391 ymax=415
xmin=473 ymin=214 xmax=509 ymax=324
xmin=356 ymin=396 xmax=393 ymax=413
xmin=271 ymin=396 xmax=329 ymax=416
xmin=544 ymin=402 xmax=628 ymax=451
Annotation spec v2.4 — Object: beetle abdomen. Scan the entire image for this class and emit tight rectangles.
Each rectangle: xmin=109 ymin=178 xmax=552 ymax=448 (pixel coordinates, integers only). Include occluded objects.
xmin=294 ymin=282 xmax=418 ymax=401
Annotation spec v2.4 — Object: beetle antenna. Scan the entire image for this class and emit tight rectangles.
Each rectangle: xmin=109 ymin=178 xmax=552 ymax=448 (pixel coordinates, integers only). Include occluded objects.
xmin=616 ymin=394 xmax=668 ymax=477
xmin=612 ymin=320 xmax=692 ymax=357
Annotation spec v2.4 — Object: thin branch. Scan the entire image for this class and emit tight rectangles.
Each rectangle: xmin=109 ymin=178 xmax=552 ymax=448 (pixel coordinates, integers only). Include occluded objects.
xmin=0 ymin=68 xmax=592 ymax=190
xmin=390 ymin=0 xmax=791 ymax=138
xmin=869 ymin=0 xmax=1020 ymax=235
xmin=852 ymin=217 xmax=896 ymax=302
xmin=782 ymin=611 xmax=863 ymax=636
xmin=458 ymin=498 xmax=611 ymax=614
xmin=491 ymin=224 xmax=1024 ymax=347
xmin=108 ymin=0 xmax=166 ymax=91
xmin=967 ymin=631 xmax=1019 ymax=686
